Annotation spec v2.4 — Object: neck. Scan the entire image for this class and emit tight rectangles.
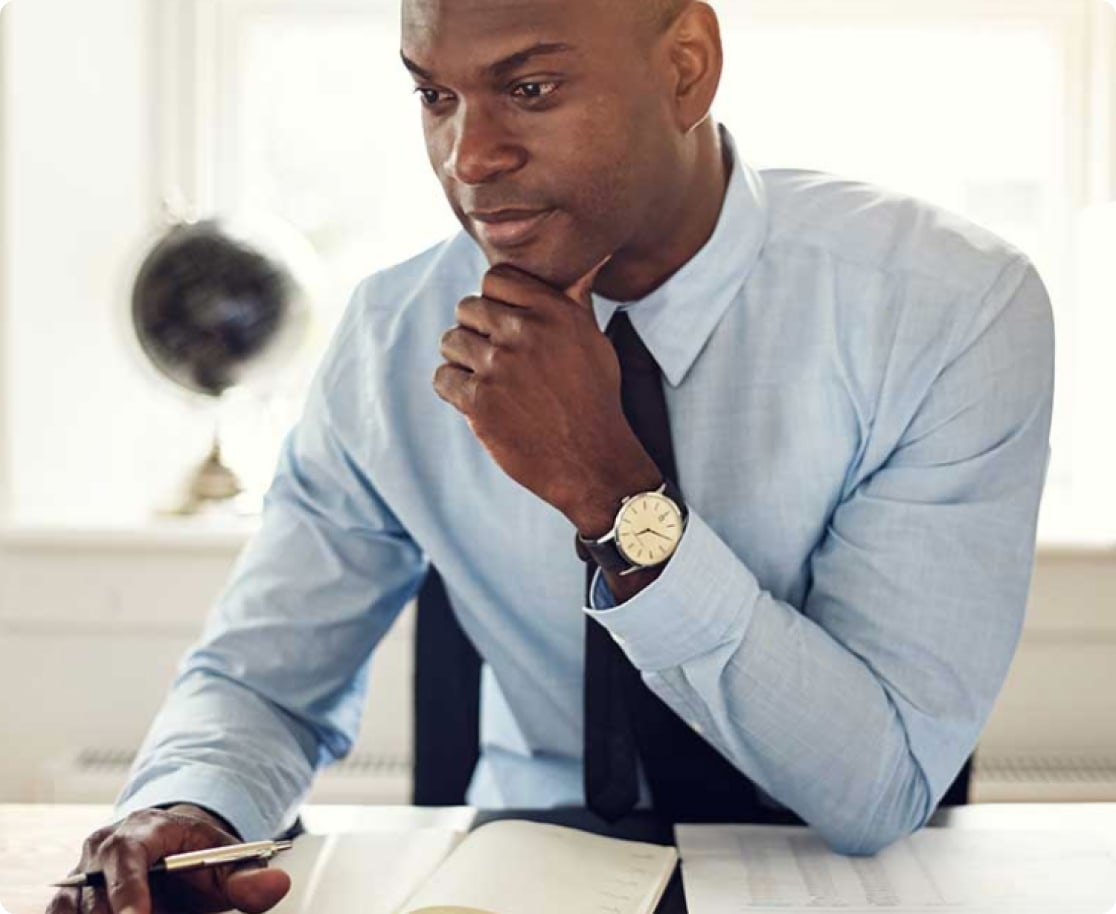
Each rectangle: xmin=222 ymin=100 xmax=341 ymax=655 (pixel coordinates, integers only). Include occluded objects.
xmin=594 ymin=121 xmax=730 ymax=302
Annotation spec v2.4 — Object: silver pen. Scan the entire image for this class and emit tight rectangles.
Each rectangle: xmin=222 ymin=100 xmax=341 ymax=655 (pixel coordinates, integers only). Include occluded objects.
xmin=51 ymin=839 xmax=295 ymax=889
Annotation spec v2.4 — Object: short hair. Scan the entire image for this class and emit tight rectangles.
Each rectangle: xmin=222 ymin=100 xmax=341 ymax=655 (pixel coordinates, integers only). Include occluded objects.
xmin=641 ymin=0 xmax=690 ymax=34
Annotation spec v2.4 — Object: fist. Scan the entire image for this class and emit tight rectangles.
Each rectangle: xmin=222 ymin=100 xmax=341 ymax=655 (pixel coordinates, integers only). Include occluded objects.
xmin=45 ymin=804 xmax=291 ymax=914
xmin=434 ymin=262 xmax=659 ymax=533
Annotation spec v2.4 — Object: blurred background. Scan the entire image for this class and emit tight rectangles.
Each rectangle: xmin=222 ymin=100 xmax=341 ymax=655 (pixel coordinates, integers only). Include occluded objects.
xmin=0 ymin=0 xmax=1114 ymax=808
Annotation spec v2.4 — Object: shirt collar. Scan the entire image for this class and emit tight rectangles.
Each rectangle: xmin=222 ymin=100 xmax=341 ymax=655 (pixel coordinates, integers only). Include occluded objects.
xmin=592 ymin=125 xmax=768 ymax=387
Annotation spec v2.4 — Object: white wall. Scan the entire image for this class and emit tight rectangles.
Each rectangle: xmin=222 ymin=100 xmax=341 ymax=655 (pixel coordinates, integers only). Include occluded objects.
xmin=0 ymin=534 xmax=1114 ymax=803
xmin=0 ymin=528 xmax=415 ymax=802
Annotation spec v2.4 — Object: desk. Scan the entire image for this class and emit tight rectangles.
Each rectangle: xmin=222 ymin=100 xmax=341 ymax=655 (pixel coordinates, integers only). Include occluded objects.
xmin=0 ymin=805 xmax=474 ymax=914
xmin=3 ymin=803 xmax=1115 ymax=914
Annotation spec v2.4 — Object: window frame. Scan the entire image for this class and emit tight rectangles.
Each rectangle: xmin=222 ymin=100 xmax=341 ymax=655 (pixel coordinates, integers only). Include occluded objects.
xmin=167 ymin=0 xmax=1116 ymax=544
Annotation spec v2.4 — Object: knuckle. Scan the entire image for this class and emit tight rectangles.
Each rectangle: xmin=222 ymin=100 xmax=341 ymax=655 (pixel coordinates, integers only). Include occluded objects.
xmin=498 ymin=313 xmax=524 ymax=343
xmin=97 ymin=832 xmax=134 ymax=860
xmin=80 ymin=826 xmax=113 ymax=858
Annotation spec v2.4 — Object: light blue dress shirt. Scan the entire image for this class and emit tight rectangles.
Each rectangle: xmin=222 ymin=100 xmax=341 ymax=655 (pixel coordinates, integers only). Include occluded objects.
xmin=116 ymin=127 xmax=1054 ymax=855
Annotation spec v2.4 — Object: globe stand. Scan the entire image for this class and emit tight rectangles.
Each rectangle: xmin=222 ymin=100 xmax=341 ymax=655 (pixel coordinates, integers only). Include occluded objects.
xmin=130 ymin=213 xmax=315 ymax=519
xmin=171 ymin=434 xmax=244 ymax=516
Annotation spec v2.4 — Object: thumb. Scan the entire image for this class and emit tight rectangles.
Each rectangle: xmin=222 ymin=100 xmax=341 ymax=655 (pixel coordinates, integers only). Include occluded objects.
xmin=223 ymin=865 xmax=292 ymax=914
xmin=564 ymin=254 xmax=612 ymax=310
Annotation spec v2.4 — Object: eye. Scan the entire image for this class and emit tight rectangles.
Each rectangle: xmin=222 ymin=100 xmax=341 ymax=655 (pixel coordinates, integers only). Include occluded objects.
xmin=414 ymin=87 xmax=451 ymax=107
xmin=511 ymin=81 xmax=559 ymax=102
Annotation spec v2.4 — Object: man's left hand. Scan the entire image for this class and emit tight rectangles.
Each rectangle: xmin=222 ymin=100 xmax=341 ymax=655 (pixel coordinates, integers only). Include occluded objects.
xmin=434 ymin=262 xmax=660 ymax=537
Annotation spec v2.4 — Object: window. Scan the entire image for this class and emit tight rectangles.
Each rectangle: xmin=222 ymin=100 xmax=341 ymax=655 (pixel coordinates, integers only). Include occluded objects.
xmin=4 ymin=0 xmax=1114 ymax=542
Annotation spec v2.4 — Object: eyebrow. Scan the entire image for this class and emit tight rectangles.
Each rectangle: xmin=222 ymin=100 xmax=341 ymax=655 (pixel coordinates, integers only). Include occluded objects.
xmin=400 ymin=42 xmax=577 ymax=82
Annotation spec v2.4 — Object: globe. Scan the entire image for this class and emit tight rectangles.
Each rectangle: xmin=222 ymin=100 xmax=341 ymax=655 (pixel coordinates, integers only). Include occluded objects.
xmin=131 ymin=216 xmax=313 ymax=513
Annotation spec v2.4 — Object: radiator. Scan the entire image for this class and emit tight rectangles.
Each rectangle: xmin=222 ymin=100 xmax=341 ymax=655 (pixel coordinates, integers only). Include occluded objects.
xmin=38 ymin=747 xmax=412 ymax=805
xmin=971 ymin=754 xmax=1116 ymax=802
xmin=38 ymin=748 xmax=1116 ymax=805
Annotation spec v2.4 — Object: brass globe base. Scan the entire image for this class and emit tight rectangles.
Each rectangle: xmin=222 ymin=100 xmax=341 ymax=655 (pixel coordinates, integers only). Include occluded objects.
xmin=170 ymin=438 xmax=245 ymax=516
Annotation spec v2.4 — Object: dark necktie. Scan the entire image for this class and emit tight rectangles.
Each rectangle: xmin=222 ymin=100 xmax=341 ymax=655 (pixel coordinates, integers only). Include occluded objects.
xmin=583 ymin=310 xmax=766 ymax=823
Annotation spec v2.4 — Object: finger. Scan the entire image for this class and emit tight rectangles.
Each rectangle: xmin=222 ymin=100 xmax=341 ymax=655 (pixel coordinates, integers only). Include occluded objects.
xmin=481 ymin=264 xmax=562 ymax=312
xmin=78 ymin=885 xmax=111 ymax=914
xmin=481 ymin=257 xmax=612 ymax=315
xmin=144 ymin=862 xmax=290 ymax=914
xmin=439 ymin=325 xmax=495 ymax=373
xmin=95 ymin=807 xmax=237 ymax=912
xmin=97 ymin=831 xmax=154 ymax=914
xmin=47 ymin=830 xmax=112 ymax=914
xmin=45 ymin=886 xmax=81 ymax=914
xmin=79 ymin=826 xmax=115 ymax=864
xmin=222 ymin=865 xmax=293 ymax=914
xmin=433 ymin=362 xmax=479 ymax=414
xmin=564 ymin=254 xmax=613 ymax=310
xmin=455 ymin=295 xmax=529 ymax=344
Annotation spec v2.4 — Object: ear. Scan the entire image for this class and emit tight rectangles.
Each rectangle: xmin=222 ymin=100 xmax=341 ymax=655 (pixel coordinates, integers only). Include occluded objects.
xmin=665 ymin=3 xmax=723 ymax=135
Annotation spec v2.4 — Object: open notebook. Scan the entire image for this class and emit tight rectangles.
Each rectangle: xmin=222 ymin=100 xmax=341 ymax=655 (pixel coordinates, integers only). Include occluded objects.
xmin=268 ymin=820 xmax=678 ymax=914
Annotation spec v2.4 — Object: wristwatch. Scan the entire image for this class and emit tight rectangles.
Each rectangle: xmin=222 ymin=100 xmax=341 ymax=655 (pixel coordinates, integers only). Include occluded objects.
xmin=576 ymin=479 xmax=688 ymax=575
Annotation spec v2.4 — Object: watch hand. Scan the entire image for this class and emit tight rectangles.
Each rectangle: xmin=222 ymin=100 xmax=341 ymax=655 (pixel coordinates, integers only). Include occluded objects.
xmin=644 ymin=529 xmax=672 ymax=541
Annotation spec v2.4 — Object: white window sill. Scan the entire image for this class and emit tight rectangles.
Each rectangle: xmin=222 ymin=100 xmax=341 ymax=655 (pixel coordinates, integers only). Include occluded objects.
xmin=0 ymin=517 xmax=1113 ymax=562
xmin=0 ymin=516 xmax=260 ymax=553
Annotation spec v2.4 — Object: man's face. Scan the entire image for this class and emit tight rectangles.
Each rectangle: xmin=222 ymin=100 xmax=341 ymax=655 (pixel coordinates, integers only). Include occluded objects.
xmin=401 ymin=0 xmax=681 ymax=289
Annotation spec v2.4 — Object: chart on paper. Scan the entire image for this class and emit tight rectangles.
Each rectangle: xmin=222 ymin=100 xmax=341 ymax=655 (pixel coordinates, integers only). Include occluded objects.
xmin=676 ymin=825 xmax=1116 ymax=913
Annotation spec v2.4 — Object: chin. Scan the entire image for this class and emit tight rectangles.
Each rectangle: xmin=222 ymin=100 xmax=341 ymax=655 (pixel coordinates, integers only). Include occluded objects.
xmin=466 ymin=211 xmax=604 ymax=291
xmin=491 ymin=255 xmax=571 ymax=288
xmin=495 ymin=246 xmax=608 ymax=293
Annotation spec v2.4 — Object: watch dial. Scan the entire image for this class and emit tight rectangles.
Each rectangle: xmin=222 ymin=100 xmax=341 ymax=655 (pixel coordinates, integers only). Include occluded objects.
xmin=616 ymin=492 xmax=684 ymax=567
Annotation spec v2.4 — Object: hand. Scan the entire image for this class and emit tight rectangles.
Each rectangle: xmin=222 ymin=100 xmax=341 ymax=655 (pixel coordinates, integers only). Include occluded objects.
xmin=434 ymin=260 xmax=660 ymax=534
xmin=45 ymin=804 xmax=291 ymax=914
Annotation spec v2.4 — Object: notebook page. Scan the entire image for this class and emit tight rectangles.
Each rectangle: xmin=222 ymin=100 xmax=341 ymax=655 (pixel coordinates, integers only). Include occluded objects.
xmin=676 ymin=824 xmax=1116 ymax=913
xmin=400 ymin=820 xmax=678 ymax=914
xmin=268 ymin=829 xmax=463 ymax=914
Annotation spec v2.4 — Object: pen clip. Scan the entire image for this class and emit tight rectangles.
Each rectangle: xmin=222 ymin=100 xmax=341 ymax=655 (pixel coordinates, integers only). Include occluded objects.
xmin=163 ymin=839 xmax=294 ymax=873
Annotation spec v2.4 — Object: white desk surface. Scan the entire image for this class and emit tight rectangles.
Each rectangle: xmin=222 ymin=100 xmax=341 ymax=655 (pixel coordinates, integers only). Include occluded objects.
xmin=1 ymin=803 xmax=1114 ymax=914
xmin=931 ymin=802 xmax=1116 ymax=855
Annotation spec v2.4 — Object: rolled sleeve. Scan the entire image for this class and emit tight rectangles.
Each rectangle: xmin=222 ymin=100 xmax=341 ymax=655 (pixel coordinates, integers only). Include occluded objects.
xmin=113 ymin=278 xmax=425 ymax=840
xmin=582 ymin=510 xmax=762 ymax=672
xmin=580 ymin=255 xmax=1053 ymax=855
xmin=114 ymin=763 xmax=279 ymax=843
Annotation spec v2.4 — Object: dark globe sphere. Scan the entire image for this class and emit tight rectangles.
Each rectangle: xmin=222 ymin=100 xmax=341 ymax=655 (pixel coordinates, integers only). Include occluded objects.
xmin=131 ymin=220 xmax=301 ymax=397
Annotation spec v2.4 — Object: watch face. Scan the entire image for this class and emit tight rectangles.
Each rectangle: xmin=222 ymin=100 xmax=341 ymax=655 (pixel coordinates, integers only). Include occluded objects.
xmin=615 ymin=492 xmax=684 ymax=567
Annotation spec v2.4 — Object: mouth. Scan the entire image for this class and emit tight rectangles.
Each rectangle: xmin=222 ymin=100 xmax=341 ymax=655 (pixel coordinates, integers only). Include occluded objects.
xmin=469 ymin=208 xmax=555 ymax=249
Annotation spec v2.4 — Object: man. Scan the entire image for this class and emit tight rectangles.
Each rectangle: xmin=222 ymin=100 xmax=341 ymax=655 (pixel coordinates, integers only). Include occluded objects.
xmin=50 ymin=0 xmax=1054 ymax=911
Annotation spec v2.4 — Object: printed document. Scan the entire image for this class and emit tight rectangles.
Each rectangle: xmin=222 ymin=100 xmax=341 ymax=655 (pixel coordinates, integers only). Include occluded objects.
xmin=676 ymin=824 xmax=1116 ymax=913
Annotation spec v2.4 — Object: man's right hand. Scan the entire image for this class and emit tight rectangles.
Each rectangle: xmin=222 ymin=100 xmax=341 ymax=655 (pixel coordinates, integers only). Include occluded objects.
xmin=45 ymin=804 xmax=292 ymax=914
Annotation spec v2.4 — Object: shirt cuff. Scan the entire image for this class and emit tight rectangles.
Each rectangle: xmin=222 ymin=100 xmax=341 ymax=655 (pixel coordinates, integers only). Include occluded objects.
xmin=113 ymin=765 xmax=281 ymax=843
xmin=583 ymin=509 xmax=762 ymax=672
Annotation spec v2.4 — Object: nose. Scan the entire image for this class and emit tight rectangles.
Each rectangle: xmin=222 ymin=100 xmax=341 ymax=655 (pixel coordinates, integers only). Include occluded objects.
xmin=442 ymin=100 xmax=526 ymax=186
